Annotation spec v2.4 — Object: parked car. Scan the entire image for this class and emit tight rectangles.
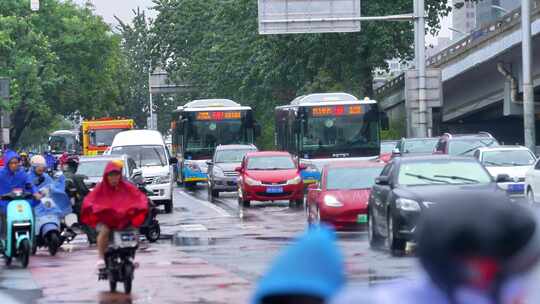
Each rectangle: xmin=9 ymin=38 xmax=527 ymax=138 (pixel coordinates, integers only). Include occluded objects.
xmin=433 ymin=132 xmax=499 ymax=156
xmin=368 ymin=155 xmax=509 ymax=256
xmin=306 ymin=161 xmax=384 ymax=230
xmin=475 ymin=146 xmax=536 ymax=197
xmin=392 ymin=137 xmax=439 ymax=158
xmin=379 ymin=140 xmax=398 ymax=163
xmin=77 ymin=155 xmax=138 ymax=189
xmin=207 ymin=144 xmax=258 ymax=199
xmin=109 ymin=130 xmax=177 ymax=213
xmin=236 ymin=151 xmax=305 ymax=208
xmin=524 ymin=155 xmax=540 ymax=204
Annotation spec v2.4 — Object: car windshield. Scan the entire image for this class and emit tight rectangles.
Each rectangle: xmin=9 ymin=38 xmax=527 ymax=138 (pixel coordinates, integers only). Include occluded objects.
xmin=215 ymin=149 xmax=253 ymax=163
xmin=380 ymin=142 xmax=397 ymax=154
xmin=90 ymin=129 xmax=127 ymax=147
xmin=448 ymin=138 xmax=499 ymax=156
xmin=49 ymin=134 xmax=77 ymax=154
xmin=326 ymin=167 xmax=383 ymax=190
xmin=482 ymin=150 xmax=536 ymax=167
xmin=110 ymin=145 xmax=166 ymax=167
xmin=403 ymin=138 xmax=438 ymax=154
xmin=76 ymin=160 xmax=110 ymax=178
xmin=398 ymin=160 xmax=492 ymax=185
xmin=247 ymin=156 xmax=296 ymax=170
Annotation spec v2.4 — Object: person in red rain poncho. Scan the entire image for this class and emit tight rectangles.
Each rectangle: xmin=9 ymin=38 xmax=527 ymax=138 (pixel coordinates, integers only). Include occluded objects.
xmin=81 ymin=160 xmax=148 ymax=270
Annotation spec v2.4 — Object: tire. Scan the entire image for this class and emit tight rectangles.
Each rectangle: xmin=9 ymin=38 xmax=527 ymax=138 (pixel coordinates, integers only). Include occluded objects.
xmin=5 ymin=256 xmax=12 ymax=266
xmin=387 ymin=214 xmax=406 ymax=256
xmin=19 ymin=239 xmax=31 ymax=268
xmin=124 ymin=278 xmax=132 ymax=294
xmin=123 ymin=263 xmax=134 ymax=294
xmin=146 ymin=222 xmax=160 ymax=243
xmin=184 ymin=182 xmax=196 ymax=191
xmin=164 ymin=200 xmax=173 ymax=214
xmin=368 ymin=208 xmax=384 ymax=248
xmin=109 ymin=279 xmax=117 ymax=293
xmin=32 ymin=240 xmax=37 ymax=255
xmin=238 ymin=196 xmax=250 ymax=208
xmin=528 ymin=189 xmax=535 ymax=205
xmin=48 ymin=233 xmax=60 ymax=256
xmin=211 ymin=189 xmax=219 ymax=198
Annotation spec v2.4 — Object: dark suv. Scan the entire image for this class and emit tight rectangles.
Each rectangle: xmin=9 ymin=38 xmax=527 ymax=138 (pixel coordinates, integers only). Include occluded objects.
xmin=433 ymin=132 xmax=499 ymax=156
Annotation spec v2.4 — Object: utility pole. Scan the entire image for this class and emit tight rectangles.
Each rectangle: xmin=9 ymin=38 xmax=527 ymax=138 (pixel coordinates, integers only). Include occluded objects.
xmin=415 ymin=0 xmax=428 ymax=137
xmin=148 ymin=63 xmax=155 ymax=130
xmin=522 ymin=0 xmax=536 ymax=152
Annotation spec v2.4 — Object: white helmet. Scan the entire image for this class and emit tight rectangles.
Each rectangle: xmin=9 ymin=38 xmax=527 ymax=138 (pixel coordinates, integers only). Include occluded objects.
xmin=30 ymin=155 xmax=47 ymax=167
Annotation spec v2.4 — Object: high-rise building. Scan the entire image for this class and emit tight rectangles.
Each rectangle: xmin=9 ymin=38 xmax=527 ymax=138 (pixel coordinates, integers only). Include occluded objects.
xmin=476 ymin=0 xmax=520 ymax=27
xmin=451 ymin=0 xmax=477 ymax=39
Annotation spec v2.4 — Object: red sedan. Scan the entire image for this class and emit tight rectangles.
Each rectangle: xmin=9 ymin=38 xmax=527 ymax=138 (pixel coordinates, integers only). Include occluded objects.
xmin=236 ymin=151 xmax=305 ymax=208
xmin=306 ymin=161 xmax=384 ymax=230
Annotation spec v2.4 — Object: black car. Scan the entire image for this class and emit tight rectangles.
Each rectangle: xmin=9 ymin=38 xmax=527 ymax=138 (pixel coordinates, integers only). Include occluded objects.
xmin=368 ymin=155 xmax=511 ymax=256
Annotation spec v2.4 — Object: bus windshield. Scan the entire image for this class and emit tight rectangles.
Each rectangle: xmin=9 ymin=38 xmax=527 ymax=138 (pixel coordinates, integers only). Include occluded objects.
xmin=301 ymin=106 xmax=380 ymax=157
xmin=185 ymin=113 xmax=250 ymax=158
xmin=49 ymin=134 xmax=77 ymax=154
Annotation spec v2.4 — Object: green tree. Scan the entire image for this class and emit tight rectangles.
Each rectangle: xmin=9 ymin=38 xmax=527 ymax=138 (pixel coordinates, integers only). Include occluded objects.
xmin=152 ymin=0 xmax=454 ymax=148
xmin=0 ymin=0 xmax=127 ymax=146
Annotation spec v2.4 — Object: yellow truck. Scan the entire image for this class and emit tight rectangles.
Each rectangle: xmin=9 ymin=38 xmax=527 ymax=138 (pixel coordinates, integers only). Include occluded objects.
xmin=81 ymin=118 xmax=135 ymax=156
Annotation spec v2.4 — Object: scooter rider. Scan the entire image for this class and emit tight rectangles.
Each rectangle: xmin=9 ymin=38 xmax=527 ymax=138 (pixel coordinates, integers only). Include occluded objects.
xmin=29 ymin=155 xmax=54 ymax=191
xmin=0 ymin=151 xmax=41 ymax=238
xmin=80 ymin=161 xmax=148 ymax=271
xmin=331 ymin=197 xmax=540 ymax=304
xmin=20 ymin=152 xmax=31 ymax=172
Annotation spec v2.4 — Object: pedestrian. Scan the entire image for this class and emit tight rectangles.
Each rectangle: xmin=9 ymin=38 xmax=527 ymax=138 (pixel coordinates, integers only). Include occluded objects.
xmin=80 ymin=160 xmax=148 ymax=271
xmin=252 ymin=226 xmax=345 ymax=304
xmin=331 ymin=198 xmax=540 ymax=304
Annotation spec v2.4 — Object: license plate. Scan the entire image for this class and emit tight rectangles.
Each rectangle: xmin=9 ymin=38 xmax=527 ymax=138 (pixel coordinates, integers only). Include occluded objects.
xmin=507 ymin=183 xmax=525 ymax=193
xmin=357 ymin=214 xmax=368 ymax=224
xmin=266 ymin=186 xmax=283 ymax=194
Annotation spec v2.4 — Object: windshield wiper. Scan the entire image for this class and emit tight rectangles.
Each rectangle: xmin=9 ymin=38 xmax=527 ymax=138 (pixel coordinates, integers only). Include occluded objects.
xmin=483 ymin=161 xmax=502 ymax=167
xmin=405 ymin=173 xmax=450 ymax=184
xmin=458 ymin=146 xmax=483 ymax=156
xmin=433 ymin=175 xmax=479 ymax=183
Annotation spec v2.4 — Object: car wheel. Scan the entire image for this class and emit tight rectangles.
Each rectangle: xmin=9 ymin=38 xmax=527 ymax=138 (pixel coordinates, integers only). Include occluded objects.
xmin=289 ymin=199 xmax=302 ymax=209
xmin=387 ymin=214 xmax=406 ymax=256
xmin=528 ymin=189 xmax=535 ymax=205
xmin=238 ymin=195 xmax=250 ymax=208
xmin=368 ymin=209 xmax=384 ymax=248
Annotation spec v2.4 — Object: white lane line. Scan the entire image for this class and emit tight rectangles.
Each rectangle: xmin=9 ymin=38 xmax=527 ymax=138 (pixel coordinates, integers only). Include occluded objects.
xmin=179 ymin=224 xmax=208 ymax=231
xmin=177 ymin=190 xmax=231 ymax=217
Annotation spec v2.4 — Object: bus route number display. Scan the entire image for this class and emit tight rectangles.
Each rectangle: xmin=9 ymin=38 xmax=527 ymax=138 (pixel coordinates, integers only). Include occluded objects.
xmin=311 ymin=105 xmax=362 ymax=117
xmin=196 ymin=111 xmax=242 ymax=120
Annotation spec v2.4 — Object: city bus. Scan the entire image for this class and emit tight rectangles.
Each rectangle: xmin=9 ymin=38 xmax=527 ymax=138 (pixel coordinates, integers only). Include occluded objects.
xmin=275 ymin=93 xmax=383 ymax=184
xmin=171 ymin=99 xmax=259 ymax=188
xmin=48 ymin=130 xmax=80 ymax=157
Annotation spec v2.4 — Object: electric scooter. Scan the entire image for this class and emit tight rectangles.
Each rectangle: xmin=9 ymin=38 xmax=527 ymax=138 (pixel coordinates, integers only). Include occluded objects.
xmin=0 ymin=190 xmax=35 ymax=267
xmin=98 ymin=229 xmax=139 ymax=294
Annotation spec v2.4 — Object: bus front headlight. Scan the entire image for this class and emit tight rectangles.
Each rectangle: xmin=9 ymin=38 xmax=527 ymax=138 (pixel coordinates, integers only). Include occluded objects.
xmin=286 ymin=176 xmax=302 ymax=185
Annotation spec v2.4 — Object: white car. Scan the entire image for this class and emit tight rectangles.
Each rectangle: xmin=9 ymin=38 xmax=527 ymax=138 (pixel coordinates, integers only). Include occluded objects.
xmin=474 ymin=146 xmax=536 ymax=197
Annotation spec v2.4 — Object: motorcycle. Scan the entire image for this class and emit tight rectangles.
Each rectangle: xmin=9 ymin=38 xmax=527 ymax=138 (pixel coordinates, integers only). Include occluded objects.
xmin=98 ymin=229 xmax=138 ymax=294
xmin=34 ymin=175 xmax=73 ymax=256
xmin=0 ymin=190 xmax=35 ymax=267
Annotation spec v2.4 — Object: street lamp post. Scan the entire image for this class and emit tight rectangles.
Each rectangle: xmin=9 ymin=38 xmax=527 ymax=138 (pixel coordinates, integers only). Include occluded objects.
xmin=415 ymin=0 xmax=428 ymax=137
xmin=522 ymin=0 xmax=536 ymax=152
xmin=148 ymin=63 xmax=155 ymax=130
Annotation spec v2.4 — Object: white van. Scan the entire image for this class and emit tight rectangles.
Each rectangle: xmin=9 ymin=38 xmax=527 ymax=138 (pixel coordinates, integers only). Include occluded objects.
xmin=109 ymin=130 xmax=176 ymax=213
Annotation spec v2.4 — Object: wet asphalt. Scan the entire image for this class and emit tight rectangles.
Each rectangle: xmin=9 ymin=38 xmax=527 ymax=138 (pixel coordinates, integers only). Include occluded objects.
xmin=0 ymin=184 xmax=418 ymax=303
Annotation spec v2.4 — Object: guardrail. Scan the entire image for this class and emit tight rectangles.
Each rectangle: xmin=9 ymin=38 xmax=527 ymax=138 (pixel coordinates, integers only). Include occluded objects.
xmin=375 ymin=0 xmax=540 ymax=98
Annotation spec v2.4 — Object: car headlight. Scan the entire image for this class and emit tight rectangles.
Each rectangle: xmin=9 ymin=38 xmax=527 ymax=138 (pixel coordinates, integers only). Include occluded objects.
xmin=286 ymin=176 xmax=302 ymax=185
xmin=396 ymin=198 xmax=421 ymax=211
xmin=213 ymin=167 xmax=225 ymax=178
xmin=185 ymin=161 xmax=201 ymax=172
xmin=245 ymin=176 xmax=262 ymax=186
xmin=324 ymin=195 xmax=343 ymax=207
xmin=302 ymin=163 xmax=319 ymax=173
xmin=153 ymin=175 xmax=171 ymax=184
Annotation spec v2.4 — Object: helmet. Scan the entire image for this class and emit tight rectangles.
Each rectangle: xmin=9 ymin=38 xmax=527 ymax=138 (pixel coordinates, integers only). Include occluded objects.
xmin=66 ymin=155 xmax=79 ymax=165
xmin=416 ymin=197 xmax=540 ymax=302
xmin=30 ymin=155 xmax=47 ymax=167
xmin=20 ymin=152 xmax=28 ymax=157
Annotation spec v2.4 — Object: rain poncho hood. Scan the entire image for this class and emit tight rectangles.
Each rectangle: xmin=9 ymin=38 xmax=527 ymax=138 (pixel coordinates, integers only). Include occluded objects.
xmin=0 ymin=150 xmax=37 ymax=210
xmin=252 ymin=226 xmax=345 ymax=304
xmin=81 ymin=161 xmax=148 ymax=230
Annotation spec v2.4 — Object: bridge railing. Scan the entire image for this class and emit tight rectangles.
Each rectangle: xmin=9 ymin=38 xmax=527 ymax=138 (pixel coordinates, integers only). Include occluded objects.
xmin=375 ymin=0 xmax=540 ymax=98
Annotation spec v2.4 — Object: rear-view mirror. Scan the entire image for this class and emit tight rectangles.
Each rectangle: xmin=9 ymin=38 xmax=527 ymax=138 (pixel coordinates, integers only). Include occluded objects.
xmin=206 ymin=160 xmax=213 ymax=166
xmin=375 ymin=176 xmax=390 ymax=185
xmin=169 ymin=157 xmax=178 ymax=164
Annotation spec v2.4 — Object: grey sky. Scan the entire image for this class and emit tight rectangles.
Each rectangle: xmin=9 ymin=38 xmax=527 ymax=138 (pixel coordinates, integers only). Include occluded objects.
xmin=73 ymin=0 xmax=157 ymax=25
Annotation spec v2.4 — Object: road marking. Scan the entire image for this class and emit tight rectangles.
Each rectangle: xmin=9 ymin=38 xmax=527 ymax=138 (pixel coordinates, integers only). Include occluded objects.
xmin=179 ymin=224 xmax=208 ymax=232
xmin=177 ymin=190 xmax=231 ymax=217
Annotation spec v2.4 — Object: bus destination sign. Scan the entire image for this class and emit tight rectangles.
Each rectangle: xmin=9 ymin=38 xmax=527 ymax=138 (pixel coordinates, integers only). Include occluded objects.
xmin=311 ymin=105 xmax=362 ymax=117
xmin=196 ymin=111 xmax=242 ymax=121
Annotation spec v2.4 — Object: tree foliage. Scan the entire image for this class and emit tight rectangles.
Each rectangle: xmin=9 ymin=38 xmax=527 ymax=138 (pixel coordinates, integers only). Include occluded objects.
xmin=0 ymin=0 xmax=127 ymax=147
xmin=151 ymin=0 xmax=453 ymax=148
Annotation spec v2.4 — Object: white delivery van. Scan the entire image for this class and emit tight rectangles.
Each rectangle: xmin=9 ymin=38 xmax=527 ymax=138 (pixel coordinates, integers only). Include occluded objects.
xmin=109 ymin=130 xmax=176 ymax=213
